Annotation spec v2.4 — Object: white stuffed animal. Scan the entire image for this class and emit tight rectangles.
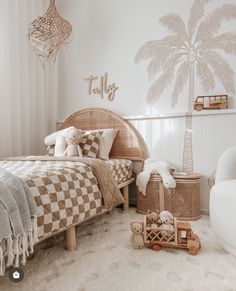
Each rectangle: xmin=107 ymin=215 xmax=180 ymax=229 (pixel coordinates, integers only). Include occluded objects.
xmin=136 ymin=159 xmax=176 ymax=195
xmin=63 ymin=127 xmax=83 ymax=157
xmin=44 ymin=127 xmax=74 ymax=146
xmin=44 ymin=126 xmax=75 ymax=157
xmin=159 ymin=211 xmax=174 ymax=240
xmin=55 ymin=134 xmax=67 ymax=156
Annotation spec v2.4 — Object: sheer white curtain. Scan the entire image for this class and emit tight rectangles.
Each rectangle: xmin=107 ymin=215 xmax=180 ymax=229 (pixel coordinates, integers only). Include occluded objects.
xmin=0 ymin=0 xmax=58 ymax=157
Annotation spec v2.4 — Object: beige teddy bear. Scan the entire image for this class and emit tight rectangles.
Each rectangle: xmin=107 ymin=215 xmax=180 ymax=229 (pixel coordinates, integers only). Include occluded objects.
xmin=146 ymin=210 xmax=160 ymax=228
xmin=63 ymin=127 xmax=83 ymax=157
xmin=130 ymin=221 xmax=144 ymax=249
xmin=159 ymin=211 xmax=174 ymax=240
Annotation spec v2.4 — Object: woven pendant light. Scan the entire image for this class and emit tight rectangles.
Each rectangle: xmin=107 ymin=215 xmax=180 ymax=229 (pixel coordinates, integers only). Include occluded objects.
xmin=28 ymin=0 xmax=72 ymax=65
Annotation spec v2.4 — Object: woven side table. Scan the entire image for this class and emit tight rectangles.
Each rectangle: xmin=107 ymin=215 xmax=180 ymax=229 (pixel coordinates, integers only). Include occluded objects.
xmin=137 ymin=174 xmax=201 ymax=220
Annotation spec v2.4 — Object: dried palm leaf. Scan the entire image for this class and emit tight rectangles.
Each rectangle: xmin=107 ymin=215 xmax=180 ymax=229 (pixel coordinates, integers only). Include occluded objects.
xmin=28 ymin=0 xmax=72 ymax=66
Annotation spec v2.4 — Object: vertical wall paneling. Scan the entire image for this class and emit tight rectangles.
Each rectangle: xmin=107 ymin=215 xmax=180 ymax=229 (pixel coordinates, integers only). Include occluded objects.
xmin=128 ymin=111 xmax=236 ymax=214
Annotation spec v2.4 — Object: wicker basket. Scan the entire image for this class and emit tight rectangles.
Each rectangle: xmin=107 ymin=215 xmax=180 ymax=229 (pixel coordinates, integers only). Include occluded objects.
xmin=137 ymin=174 xmax=201 ymax=220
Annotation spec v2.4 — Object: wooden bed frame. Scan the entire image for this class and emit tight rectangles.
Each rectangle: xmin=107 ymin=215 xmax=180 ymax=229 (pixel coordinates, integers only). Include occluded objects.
xmin=40 ymin=108 xmax=145 ymax=251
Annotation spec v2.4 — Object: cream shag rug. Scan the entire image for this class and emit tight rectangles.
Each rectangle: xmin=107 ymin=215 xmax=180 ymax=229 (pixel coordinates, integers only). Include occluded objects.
xmin=1 ymin=209 xmax=236 ymax=291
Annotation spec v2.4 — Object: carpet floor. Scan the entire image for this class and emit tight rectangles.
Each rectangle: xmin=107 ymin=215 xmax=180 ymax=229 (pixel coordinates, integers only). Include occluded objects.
xmin=1 ymin=208 xmax=236 ymax=291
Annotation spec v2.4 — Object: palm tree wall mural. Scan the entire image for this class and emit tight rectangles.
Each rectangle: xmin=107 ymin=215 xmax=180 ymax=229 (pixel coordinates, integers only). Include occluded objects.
xmin=135 ymin=0 xmax=236 ymax=173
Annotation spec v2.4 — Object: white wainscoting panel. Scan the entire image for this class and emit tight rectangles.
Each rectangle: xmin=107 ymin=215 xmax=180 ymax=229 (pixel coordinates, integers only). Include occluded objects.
xmin=127 ymin=111 xmax=236 ymax=214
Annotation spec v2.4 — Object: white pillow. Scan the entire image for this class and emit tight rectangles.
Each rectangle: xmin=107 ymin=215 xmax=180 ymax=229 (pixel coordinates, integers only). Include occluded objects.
xmin=55 ymin=134 xmax=67 ymax=156
xmin=44 ymin=127 xmax=74 ymax=146
xmin=85 ymin=128 xmax=118 ymax=160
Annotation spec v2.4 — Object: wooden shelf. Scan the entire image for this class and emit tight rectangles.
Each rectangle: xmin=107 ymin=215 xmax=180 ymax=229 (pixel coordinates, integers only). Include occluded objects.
xmin=122 ymin=108 xmax=236 ymax=121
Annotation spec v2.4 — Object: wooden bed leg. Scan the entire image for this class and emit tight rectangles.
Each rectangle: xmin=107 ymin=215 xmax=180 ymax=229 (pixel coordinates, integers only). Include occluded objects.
xmin=66 ymin=226 xmax=77 ymax=251
xmin=123 ymin=185 xmax=129 ymax=211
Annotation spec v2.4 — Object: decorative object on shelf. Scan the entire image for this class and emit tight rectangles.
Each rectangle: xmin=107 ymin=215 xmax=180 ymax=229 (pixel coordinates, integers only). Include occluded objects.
xmin=85 ymin=72 xmax=119 ymax=101
xmin=144 ymin=210 xmax=201 ymax=255
xmin=137 ymin=173 xmax=201 ymax=220
xmin=194 ymin=95 xmax=228 ymax=111
xmin=28 ymin=0 xmax=72 ymax=66
xmin=135 ymin=0 xmax=236 ymax=174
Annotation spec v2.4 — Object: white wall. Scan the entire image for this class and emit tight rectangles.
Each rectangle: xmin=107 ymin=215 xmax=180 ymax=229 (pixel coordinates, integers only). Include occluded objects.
xmin=56 ymin=0 xmax=236 ymax=119
xmin=55 ymin=0 xmax=236 ymax=212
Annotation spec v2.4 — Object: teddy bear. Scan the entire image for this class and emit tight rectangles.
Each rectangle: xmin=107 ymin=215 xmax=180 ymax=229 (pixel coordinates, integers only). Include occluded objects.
xmin=146 ymin=210 xmax=160 ymax=228
xmin=159 ymin=211 xmax=174 ymax=240
xmin=130 ymin=221 xmax=144 ymax=249
xmin=63 ymin=127 xmax=83 ymax=157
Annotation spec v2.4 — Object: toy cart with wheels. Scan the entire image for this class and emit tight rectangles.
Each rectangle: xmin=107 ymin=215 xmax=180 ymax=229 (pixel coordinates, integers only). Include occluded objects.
xmin=143 ymin=216 xmax=201 ymax=255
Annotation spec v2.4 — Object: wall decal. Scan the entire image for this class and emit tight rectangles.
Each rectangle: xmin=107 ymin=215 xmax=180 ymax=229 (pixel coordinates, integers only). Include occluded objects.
xmin=135 ymin=0 xmax=236 ymax=173
xmin=85 ymin=72 xmax=119 ymax=101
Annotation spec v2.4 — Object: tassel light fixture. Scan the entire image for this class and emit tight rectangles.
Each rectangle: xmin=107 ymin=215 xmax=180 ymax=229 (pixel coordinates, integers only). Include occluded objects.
xmin=28 ymin=0 xmax=72 ymax=66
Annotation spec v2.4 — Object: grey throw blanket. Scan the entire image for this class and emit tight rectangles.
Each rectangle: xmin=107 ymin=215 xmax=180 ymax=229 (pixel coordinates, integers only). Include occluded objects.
xmin=0 ymin=167 xmax=38 ymax=276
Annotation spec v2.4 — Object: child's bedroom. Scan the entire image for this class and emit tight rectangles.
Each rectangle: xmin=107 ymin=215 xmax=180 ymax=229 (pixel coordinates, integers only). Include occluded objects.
xmin=0 ymin=0 xmax=236 ymax=290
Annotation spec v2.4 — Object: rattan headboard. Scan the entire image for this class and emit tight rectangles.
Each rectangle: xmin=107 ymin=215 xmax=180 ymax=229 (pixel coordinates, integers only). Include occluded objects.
xmin=59 ymin=108 xmax=146 ymax=161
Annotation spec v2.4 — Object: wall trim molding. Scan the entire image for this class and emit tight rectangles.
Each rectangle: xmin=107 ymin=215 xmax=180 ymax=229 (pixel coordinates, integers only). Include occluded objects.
xmin=57 ymin=109 xmax=236 ymax=124
xmin=122 ymin=108 xmax=236 ymax=121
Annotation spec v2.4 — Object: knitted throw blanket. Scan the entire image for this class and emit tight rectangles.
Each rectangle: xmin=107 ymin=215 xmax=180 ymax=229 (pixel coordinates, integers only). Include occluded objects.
xmin=0 ymin=168 xmax=38 ymax=276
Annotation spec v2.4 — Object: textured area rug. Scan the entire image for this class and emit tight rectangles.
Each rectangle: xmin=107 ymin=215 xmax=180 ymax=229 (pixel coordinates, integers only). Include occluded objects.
xmin=1 ymin=208 xmax=236 ymax=291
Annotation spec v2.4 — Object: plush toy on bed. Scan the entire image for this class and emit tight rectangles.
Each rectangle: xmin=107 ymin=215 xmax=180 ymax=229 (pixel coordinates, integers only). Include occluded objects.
xmin=130 ymin=221 xmax=145 ymax=249
xmin=63 ymin=127 xmax=83 ymax=157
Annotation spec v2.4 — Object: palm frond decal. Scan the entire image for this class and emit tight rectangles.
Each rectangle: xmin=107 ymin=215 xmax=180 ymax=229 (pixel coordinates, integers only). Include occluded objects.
xmin=188 ymin=0 xmax=209 ymax=39
xmin=135 ymin=0 xmax=236 ymax=173
xmin=171 ymin=62 xmax=191 ymax=108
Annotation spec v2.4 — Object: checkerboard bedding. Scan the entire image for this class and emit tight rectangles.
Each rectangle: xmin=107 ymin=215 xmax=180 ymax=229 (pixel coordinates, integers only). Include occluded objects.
xmin=106 ymin=159 xmax=133 ymax=184
xmin=0 ymin=160 xmax=103 ymax=239
xmin=0 ymin=158 xmax=133 ymax=240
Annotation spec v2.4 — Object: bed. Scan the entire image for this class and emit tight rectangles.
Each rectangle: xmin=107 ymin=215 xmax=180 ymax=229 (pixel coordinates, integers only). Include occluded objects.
xmin=0 ymin=108 xmax=145 ymax=251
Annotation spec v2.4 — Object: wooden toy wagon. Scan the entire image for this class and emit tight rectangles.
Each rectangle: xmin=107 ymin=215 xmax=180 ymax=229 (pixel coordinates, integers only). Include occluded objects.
xmin=194 ymin=94 xmax=228 ymax=111
xmin=143 ymin=215 xmax=201 ymax=255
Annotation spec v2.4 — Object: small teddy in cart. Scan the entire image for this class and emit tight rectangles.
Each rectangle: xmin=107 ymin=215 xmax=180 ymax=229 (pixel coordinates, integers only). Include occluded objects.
xmin=130 ymin=210 xmax=201 ymax=255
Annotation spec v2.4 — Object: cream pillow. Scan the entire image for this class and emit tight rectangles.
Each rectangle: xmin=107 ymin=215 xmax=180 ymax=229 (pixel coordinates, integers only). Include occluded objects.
xmin=85 ymin=128 xmax=118 ymax=160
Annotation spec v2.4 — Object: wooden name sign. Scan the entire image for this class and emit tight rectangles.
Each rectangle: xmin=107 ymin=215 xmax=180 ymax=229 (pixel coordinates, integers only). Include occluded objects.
xmin=85 ymin=72 xmax=118 ymax=101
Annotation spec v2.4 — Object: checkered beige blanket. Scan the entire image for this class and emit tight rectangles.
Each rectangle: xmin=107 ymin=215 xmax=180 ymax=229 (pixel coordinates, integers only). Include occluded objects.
xmin=0 ymin=156 xmax=124 ymax=239
xmin=106 ymin=159 xmax=133 ymax=184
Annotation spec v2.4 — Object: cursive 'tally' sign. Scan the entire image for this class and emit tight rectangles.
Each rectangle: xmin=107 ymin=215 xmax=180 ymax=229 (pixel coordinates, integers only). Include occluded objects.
xmin=85 ymin=72 xmax=118 ymax=101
